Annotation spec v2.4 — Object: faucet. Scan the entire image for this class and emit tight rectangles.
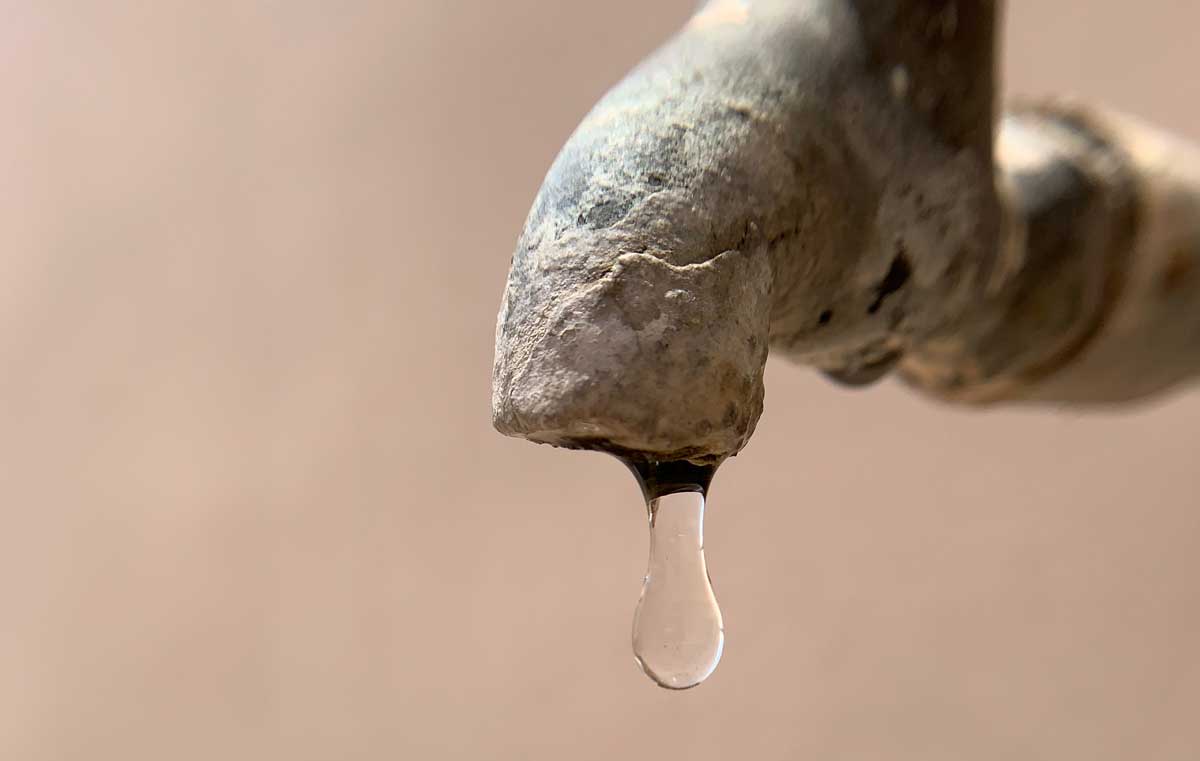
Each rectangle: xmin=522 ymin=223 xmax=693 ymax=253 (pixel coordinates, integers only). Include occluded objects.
xmin=492 ymin=0 xmax=1200 ymax=466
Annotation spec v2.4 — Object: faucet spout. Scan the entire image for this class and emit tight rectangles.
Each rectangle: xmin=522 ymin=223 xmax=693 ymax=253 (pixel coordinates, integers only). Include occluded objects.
xmin=492 ymin=0 xmax=1000 ymax=462
xmin=493 ymin=0 xmax=1200 ymax=461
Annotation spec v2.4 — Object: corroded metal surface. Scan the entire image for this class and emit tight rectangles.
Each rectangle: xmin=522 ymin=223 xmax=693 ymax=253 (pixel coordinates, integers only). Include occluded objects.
xmin=493 ymin=0 xmax=1200 ymax=462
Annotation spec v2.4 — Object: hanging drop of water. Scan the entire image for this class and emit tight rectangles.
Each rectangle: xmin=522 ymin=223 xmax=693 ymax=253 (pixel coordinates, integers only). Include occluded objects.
xmin=623 ymin=458 xmax=724 ymax=690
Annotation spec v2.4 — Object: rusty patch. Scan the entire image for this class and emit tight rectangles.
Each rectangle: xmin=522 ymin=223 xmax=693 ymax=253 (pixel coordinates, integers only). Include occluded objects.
xmin=1160 ymin=243 xmax=1196 ymax=295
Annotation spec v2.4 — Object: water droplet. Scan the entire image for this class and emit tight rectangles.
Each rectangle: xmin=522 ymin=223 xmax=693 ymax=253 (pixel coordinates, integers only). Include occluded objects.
xmin=623 ymin=458 xmax=724 ymax=690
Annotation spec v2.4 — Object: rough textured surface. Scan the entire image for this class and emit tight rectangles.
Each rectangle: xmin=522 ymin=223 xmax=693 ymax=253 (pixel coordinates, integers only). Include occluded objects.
xmin=903 ymin=103 xmax=1200 ymax=404
xmin=494 ymin=0 xmax=999 ymax=461
xmin=902 ymin=103 xmax=1141 ymax=400
xmin=494 ymin=0 xmax=1200 ymax=461
xmin=494 ymin=247 xmax=772 ymax=463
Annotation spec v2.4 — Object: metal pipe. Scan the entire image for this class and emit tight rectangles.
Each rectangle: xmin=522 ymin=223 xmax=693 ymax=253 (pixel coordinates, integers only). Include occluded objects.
xmin=492 ymin=0 xmax=1200 ymax=462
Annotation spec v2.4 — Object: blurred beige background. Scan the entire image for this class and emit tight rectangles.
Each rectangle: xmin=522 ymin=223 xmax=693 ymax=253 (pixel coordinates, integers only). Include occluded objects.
xmin=3 ymin=2 xmax=1198 ymax=759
